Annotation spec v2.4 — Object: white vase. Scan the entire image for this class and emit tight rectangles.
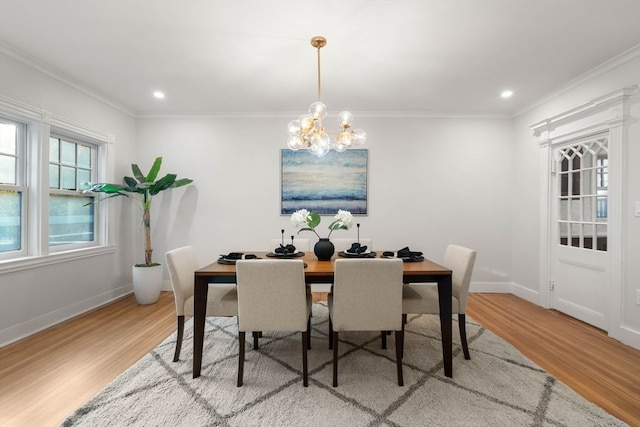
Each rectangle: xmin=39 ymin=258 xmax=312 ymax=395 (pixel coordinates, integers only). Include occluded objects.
xmin=132 ymin=264 xmax=163 ymax=305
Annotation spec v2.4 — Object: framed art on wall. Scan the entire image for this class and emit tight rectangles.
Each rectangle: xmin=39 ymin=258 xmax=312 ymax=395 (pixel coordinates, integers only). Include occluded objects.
xmin=281 ymin=149 xmax=368 ymax=215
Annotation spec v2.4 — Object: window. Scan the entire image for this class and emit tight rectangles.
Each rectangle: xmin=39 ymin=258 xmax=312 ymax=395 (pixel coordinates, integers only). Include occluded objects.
xmin=48 ymin=136 xmax=96 ymax=247
xmin=0 ymin=119 xmax=26 ymax=256
xmin=557 ymin=136 xmax=608 ymax=251
xmin=0 ymin=97 xmax=112 ymax=264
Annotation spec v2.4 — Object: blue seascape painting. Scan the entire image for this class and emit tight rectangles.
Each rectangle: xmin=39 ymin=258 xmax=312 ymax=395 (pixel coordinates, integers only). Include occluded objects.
xmin=281 ymin=149 xmax=368 ymax=215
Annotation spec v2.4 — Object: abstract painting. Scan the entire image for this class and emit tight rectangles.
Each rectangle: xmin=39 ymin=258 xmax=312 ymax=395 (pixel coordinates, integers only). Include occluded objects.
xmin=281 ymin=149 xmax=368 ymax=215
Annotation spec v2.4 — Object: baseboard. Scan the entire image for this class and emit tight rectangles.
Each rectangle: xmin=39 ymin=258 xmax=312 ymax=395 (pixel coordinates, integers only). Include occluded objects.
xmin=0 ymin=285 xmax=132 ymax=348
xmin=510 ymin=282 xmax=541 ymax=305
xmin=469 ymin=281 xmax=511 ymax=293
xmin=611 ymin=324 xmax=640 ymax=350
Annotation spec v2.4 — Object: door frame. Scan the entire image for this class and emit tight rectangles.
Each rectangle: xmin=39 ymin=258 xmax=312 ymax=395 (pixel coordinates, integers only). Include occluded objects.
xmin=530 ymin=86 xmax=635 ymax=337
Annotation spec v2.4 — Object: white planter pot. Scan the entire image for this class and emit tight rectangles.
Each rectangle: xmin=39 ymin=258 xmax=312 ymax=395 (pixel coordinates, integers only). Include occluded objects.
xmin=132 ymin=264 xmax=163 ymax=305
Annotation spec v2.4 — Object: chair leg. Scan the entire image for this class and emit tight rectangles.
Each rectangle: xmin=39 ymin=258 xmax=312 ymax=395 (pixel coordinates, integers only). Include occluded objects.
xmin=173 ymin=315 xmax=185 ymax=362
xmin=332 ymin=331 xmax=339 ymax=387
xmin=381 ymin=331 xmax=387 ymax=349
xmin=395 ymin=330 xmax=404 ymax=386
xmin=329 ymin=318 xmax=334 ymax=349
xmin=459 ymin=313 xmax=471 ymax=360
xmin=253 ymin=331 xmax=260 ymax=350
xmin=237 ymin=331 xmax=245 ymax=387
xmin=401 ymin=314 xmax=407 ymax=360
xmin=307 ymin=316 xmax=312 ymax=350
xmin=302 ymin=331 xmax=309 ymax=387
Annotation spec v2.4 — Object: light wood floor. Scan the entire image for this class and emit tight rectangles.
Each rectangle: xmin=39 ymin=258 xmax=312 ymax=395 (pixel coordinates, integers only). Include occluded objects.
xmin=1 ymin=292 xmax=639 ymax=427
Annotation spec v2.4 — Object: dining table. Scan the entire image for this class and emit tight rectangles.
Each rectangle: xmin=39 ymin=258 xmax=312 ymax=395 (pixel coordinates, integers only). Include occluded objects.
xmin=192 ymin=251 xmax=453 ymax=378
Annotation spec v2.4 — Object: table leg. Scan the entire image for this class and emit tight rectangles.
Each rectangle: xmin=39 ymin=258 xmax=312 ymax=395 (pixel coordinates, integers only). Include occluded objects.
xmin=437 ymin=274 xmax=453 ymax=377
xmin=193 ymin=275 xmax=208 ymax=378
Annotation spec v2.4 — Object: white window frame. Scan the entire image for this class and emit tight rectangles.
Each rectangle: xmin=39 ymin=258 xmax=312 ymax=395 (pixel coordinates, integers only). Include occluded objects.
xmin=0 ymin=95 xmax=115 ymax=272
xmin=47 ymin=132 xmax=100 ymax=253
xmin=0 ymin=117 xmax=28 ymax=259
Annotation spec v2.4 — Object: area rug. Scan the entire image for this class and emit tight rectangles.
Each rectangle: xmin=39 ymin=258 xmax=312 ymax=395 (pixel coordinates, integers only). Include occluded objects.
xmin=62 ymin=303 xmax=626 ymax=427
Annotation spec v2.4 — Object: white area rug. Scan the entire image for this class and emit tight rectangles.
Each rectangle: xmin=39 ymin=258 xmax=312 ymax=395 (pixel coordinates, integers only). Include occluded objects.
xmin=62 ymin=303 xmax=626 ymax=426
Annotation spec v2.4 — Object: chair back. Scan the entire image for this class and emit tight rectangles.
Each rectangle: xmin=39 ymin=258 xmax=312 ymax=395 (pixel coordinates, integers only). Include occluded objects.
xmin=331 ymin=238 xmax=373 ymax=253
xmin=269 ymin=238 xmax=311 ymax=252
xmin=331 ymin=258 xmax=403 ymax=331
xmin=165 ymin=246 xmax=199 ymax=316
xmin=443 ymin=244 xmax=476 ymax=313
xmin=236 ymin=259 xmax=308 ymax=332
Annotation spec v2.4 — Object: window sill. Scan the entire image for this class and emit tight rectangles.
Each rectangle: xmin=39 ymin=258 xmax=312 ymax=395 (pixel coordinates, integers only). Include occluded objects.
xmin=0 ymin=245 xmax=117 ymax=275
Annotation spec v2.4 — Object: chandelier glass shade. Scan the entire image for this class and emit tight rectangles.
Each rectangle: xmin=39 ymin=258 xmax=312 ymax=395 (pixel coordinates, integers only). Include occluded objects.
xmin=287 ymin=36 xmax=366 ymax=157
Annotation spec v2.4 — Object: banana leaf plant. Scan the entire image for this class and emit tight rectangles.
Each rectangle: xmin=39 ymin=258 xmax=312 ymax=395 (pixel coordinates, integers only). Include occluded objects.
xmin=83 ymin=156 xmax=193 ymax=266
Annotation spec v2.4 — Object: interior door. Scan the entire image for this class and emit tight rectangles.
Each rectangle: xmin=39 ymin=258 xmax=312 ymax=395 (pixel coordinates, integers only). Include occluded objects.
xmin=550 ymin=133 xmax=610 ymax=330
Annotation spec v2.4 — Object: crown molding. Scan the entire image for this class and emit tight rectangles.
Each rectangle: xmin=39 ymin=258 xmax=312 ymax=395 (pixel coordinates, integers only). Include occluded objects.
xmin=0 ymin=42 xmax=135 ymax=118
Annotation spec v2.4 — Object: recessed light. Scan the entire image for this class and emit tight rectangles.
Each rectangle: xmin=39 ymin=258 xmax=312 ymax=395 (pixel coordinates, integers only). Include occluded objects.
xmin=501 ymin=90 xmax=513 ymax=98
xmin=153 ymin=91 xmax=165 ymax=99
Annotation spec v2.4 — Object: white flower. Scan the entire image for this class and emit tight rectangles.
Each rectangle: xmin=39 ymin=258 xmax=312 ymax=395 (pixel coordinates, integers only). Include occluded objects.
xmin=291 ymin=208 xmax=352 ymax=238
xmin=290 ymin=209 xmax=310 ymax=228
xmin=333 ymin=209 xmax=353 ymax=229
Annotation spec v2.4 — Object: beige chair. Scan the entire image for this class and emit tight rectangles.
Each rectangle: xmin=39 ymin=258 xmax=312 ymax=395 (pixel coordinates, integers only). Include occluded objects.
xmin=165 ymin=246 xmax=238 ymax=362
xmin=402 ymin=244 xmax=477 ymax=359
xmin=328 ymin=258 xmax=404 ymax=387
xmin=235 ymin=259 xmax=312 ymax=387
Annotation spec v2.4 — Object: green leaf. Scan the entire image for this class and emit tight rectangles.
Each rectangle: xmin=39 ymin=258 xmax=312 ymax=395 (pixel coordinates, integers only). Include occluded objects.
xmin=131 ymin=164 xmax=145 ymax=183
xmin=149 ymin=173 xmax=177 ymax=195
xmin=307 ymin=212 xmax=321 ymax=228
xmin=145 ymin=157 xmax=162 ymax=183
xmin=170 ymin=178 xmax=194 ymax=188
xmin=83 ymin=183 xmax=128 ymax=194
xmin=123 ymin=176 xmax=139 ymax=190
xmin=82 ymin=191 xmax=128 ymax=206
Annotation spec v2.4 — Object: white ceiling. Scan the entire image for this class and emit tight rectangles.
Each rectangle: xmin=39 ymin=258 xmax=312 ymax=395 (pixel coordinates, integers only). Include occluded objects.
xmin=1 ymin=0 xmax=639 ymax=117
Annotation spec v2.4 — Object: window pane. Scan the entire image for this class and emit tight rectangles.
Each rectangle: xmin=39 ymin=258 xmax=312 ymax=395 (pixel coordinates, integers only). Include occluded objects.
xmin=559 ymin=222 xmax=567 ymax=246
xmin=596 ymin=225 xmax=607 ymax=251
xmin=77 ymin=145 xmax=91 ymax=168
xmin=61 ymin=140 xmax=75 ymax=165
xmin=49 ymin=194 xmax=94 ymax=245
xmin=584 ymin=224 xmax=594 ymax=249
xmin=49 ymin=164 xmax=60 ymax=188
xmin=78 ymin=169 xmax=91 ymax=190
xmin=50 ymin=137 xmax=59 ymax=163
xmin=0 ymin=190 xmax=21 ymax=252
xmin=0 ymin=123 xmax=16 ymax=155
xmin=0 ymin=155 xmax=16 ymax=184
xmin=61 ymin=166 xmax=76 ymax=190
xmin=570 ymin=223 xmax=580 ymax=247
xmin=582 ymin=196 xmax=594 ymax=222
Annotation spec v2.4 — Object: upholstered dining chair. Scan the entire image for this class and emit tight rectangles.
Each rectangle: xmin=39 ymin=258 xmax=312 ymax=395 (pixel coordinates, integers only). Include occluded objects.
xmin=328 ymin=258 xmax=404 ymax=387
xmin=235 ymin=259 xmax=312 ymax=387
xmin=165 ymin=246 xmax=238 ymax=362
xmin=402 ymin=244 xmax=477 ymax=359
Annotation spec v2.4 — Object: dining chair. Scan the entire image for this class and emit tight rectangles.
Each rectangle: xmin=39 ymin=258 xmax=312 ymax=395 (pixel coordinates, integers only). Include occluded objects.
xmin=165 ymin=246 xmax=238 ymax=362
xmin=328 ymin=258 xmax=404 ymax=387
xmin=402 ymin=244 xmax=477 ymax=359
xmin=235 ymin=259 xmax=312 ymax=387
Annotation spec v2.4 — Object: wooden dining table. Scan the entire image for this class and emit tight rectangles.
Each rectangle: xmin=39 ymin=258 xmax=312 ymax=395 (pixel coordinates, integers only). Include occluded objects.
xmin=192 ymin=251 xmax=453 ymax=378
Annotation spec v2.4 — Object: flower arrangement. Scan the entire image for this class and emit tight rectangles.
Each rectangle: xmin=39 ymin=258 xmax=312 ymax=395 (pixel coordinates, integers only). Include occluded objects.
xmin=291 ymin=209 xmax=353 ymax=239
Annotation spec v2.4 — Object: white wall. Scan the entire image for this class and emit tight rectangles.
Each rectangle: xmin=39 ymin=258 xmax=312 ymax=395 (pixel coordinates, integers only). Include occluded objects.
xmin=0 ymin=52 xmax=138 ymax=345
xmin=136 ymin=115 xmax=514 ymax=293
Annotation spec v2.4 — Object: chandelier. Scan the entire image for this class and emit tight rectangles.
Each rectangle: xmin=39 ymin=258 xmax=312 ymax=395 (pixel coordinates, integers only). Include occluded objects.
xmin=286 ymin=36 xmax=366 ymax=157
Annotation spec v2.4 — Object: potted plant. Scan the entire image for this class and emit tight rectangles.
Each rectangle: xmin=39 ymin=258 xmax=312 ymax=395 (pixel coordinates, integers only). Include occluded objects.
xmin=84 ymin=156 xmax=193 ymax=304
